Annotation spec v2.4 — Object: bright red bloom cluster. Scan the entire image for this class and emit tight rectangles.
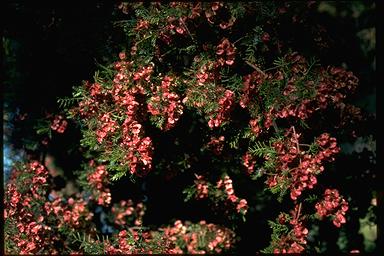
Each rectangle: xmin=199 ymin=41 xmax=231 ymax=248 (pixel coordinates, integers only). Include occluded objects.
xmin=182 ymin=60 xmax=219 ymax=115
xmin=96 ymin=113 xmax=118 ymax=143
xmin=193 ymin=174 xmax=209 ymax=199
xmin=44 ymin=190 xmax=95 ymax=231
xmin=72 ymin=53 xmax=155 ymax=177
xmin=249 ymin=117 xmax=263 ymax=136
xmin=111 ymin=200 xmax=146 ymax=227
xmin=207 ymin=135 xmax=225 ymax=155
xmin=63 ymin=197 xmax=94 ymax=228
xmin=315 ymin=189 xmax=349 ymax=227
xmin=238 ymin=53 xmax=358 ymax=137
xmin=132 ymin=65 xmax=153 ymax=83
xmin=87 ymin=164 xmax=112 ymax=206
xmin=217 ymin=175 xmax=248 ymax=215
xmin=89 ymin=82 xmax=102 ymax=96
xmin=194 ymin=62 xmax=219 ymax=87
xmin=134 ymin=19 xmax=150 ymax=31
xmin=147 ymin=76 xmax=184 ymax=130
xmin=266 ymin=128 xmax=340 ymax=201
xmin=121 ymin=120 xmax=153 ymax=176
xmin=315 ymin=133 xmax=341 ymax=161
xmin=105 ymin=228 xmax=159 ymax=254
xmin=166 ymin=16 xmax=188 ymax=35
xmin=163 ymin=220 xmax=236 ymax=254
xmin=275 ymin=54 xmax=358 ymax=121
xmin=208 ymin=89 xmax=235 ymax=128
xmin=205 ymin=2 xmax=236 ymax=29
xmin=243 ymin=151 xmax=256 ymax=175
xmin=104 ymin=220 xmax=236 ymax=254
xmin=216 ymin=38 xmax=236 ymax=66
xmin=273 ymin=205 xmax=308 ymax=254
xmin=4 ymin=162 xmax=59 ymax=254
xmin=51 ymin=115 xmax=68 ymax=133
xmin=240 ymin=70 xmax=265 ymax=109
xmin=316 ymin=66 xmax=359 ymax=109
xmin=157 ymin=2 xmax=202 ymax=44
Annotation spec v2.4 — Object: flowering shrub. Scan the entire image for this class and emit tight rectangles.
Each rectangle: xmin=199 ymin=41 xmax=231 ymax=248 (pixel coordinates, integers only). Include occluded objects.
xmin=4 ymin=1 xmax=376 ymax=254
xmin=4 ymin=161 xmax=237 ymax=254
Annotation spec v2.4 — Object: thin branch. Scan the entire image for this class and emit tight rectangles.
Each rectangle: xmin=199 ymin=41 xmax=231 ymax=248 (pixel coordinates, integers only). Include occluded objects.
xmin=233 ymin=36 xmax=244 ymax=45
xmin=292 ymin=126 xmax=300 ymax=154
xmin=262 ymin=58 xmax=301 ymax=73
xmin=272 ymin=120 xmax=279 ymax=134
xmin=179 ymin=18 xmax=196 ymax=43
xmin=245 ymin=60 xmax=267 ymax=76
xmin=296 ymin=202 xmax=302 ymax=221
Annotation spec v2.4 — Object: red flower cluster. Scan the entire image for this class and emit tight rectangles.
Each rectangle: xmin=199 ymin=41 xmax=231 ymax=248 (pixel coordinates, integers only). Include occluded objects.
xmin=111 ymin=200 xmax=146 ymax=227
xmin=134 ymin=19 xmax=150 ymax=31
xmin=205 ymin=2 xmax=236 ymax=29
xmin=132 ymin=64 xmax=153 ymax=84
xmin=208 ymin=89 xmax=235 ymax=128
xmin=87 ymin=164 xmax=112 ymax=206
xmin=275 ymin=54 xmax=358 ymax=121
xmin=193 ymin=174 xmax=209 ymax=199
xmin=217 ymin=175 xmax=248 ymax=215
xmin=240 ymin=70 xmax=265 ymax=109
xmin=90 ymin=82 xmax=102 ymax=96
xmin=273 ymin=205 xmax=308 ymax=254
xmin=96 ymin=113 xmax=118 ymax=143
xmin=51 ymin=115 xmax=68 ymax=133
xmin=266 ymin=128 xmax=340 ymax=201
xmin=193 ymin=61 xmax=219 ymax=88
xmin=43 ymin=191 xmax=94 ymax=232
xmin=166 ymin=16 xmax=187 ymax=35
xmin=238 ymin=53 xmax=358 ymax=137
xmin=316 ymin=66 xmax=359 ymax=109
xmin=249 ymin=117 xmax=263 ymax=136
xmin=121 ymin=120 xmax=153 ymax=176
xmin=105 ymin=229 xmax=157 ymax=254
xmin=207 ymin=135 xmax=225 ymax=155
xmin=104 ymin=220 xmax=235 ymax=254
xmin=183 ymin=53 xmax=238 ymax=130
xmin=158 ymin=2 xmax=202 ymax=45
xmin=72 ymin=53 xmax=155 ymax=177
xmin=148 ymin=76 xmax=184 ymax=130
xmin=63 ymin=197 xmax=94 ymax=228
xmin=216 ymin=38 xmax=236 ymax=66
xmin=243 ymin=151 xmax=256 ymax=175
xmin=315 ymin=189 xmax=349 ymax=227
xmin=4 ymin=162 xmax=61 ymax=254
xmin=113 ymin=56 xmax=154 ymax=176
xmin=162 ymin=220 xmax=236 ymax=254
xmin=315 ymin=133 xmax=340 ymax=161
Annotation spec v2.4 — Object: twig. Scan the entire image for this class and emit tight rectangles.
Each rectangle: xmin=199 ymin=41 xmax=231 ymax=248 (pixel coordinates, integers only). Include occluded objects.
xmin=245 ymin=60 xmax=267 ymax=76
xmin=296 ymin=202 xmax=302 ymax=221
xmin=135 ymin=34 xmax=153 ymax=45
xmin=272 ymin=120 xmax=279 ymax=134
xmin=292 ymin=126 xmax=300 ymax=154
xmin=233 ymin=36 xmax=244 ymax=45
xmin=262 ymin=58 xmax=301 ymax=73
xmin=180 ymin=18 xmax=196 ymax=43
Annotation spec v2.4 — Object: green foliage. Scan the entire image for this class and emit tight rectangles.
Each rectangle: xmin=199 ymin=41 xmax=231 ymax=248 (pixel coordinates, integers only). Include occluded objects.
xmin=71 ymin=232 xmax=107 ymax=254
xmin=261 ymin=216 xmax=291 ymax=254
xmin=249 ymin=140 xmax=276 ymax=158
xmin=183 ymin=185 xmax=197 ymax=202
xmin=241 ymin=26 xmax=267 ymax=65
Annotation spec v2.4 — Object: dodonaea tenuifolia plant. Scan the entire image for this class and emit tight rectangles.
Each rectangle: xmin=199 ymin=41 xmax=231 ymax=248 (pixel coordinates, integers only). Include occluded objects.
xmin=5 ymin=2 xmax=372 ymax=254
